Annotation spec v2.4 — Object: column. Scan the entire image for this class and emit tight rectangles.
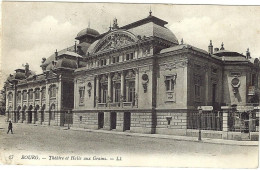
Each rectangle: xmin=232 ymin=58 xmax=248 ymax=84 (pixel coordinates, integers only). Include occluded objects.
xmin=32 ymin=107 xmax=35 ymax=124
xmin=103 ymin=112 xmax=111 ymax=130
xmin=108 ymin=73 xmax=112 ymax=103
xmin=96 ymin=76 xmax=100 ymax=105
xmin=13 ymin=85 xmax=17 ymax=123
xmin=32 ymin=90 xmax=36 ymax=124
xmin=74 ymin=79 xmax=77 ymax=108
xmin=204 ymin=67 xmax=209 ymax=106
xmin=38 ymin=106 xmax=42 ymax=124
xmin=57 ymin=77 xmax=62 ymax=126
xmin=221 ymin=106 xmax=229 ymax=139
xmin=134 ymin=68 xmax=139 ymax=107
xmin=45 ymin=83 xmax=49 ymax=125
xmin=120 ymin=71 xmax=125 ymax=105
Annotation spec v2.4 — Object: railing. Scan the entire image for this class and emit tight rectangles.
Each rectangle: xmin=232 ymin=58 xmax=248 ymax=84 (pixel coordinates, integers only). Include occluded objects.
xmin=96 ymin=102 xmax=135 ymax=108
xmin=187 ymin=111 xmax=223 ymax=131
xmin=228 ymin=111 xmax=258 ymax=132
xmin=108 ymin=102 xmax=120 ymax=108
xmin=97 ymin=103 xmax=107 ymax=108
xmin=123 ymin=102 xmax=133 ymax=107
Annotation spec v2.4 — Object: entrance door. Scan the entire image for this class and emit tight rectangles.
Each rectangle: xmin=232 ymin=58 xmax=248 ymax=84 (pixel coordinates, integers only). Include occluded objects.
xmin=98 ymin=112 xmax=104 ymax=129
xmin=28 ymin=111 xmax=32 ymax=123
xmin=41 ymin=110 xmax=44 ymax=123
xmin=241 ymin=112 xmax=249 ymax=133
xmin=124 ymin=112 xmax=131 ymax=131
xmin=111 ymin=112 xmax=117 ymax=129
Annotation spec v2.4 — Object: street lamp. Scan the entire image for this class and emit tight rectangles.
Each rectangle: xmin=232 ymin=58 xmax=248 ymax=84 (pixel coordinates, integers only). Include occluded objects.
xmin=198 ymin=106 xmax=202 ymax=141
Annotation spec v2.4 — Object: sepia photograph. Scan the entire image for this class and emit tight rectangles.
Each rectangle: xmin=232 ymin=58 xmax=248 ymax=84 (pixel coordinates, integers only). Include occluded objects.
xmin=0 ymin=1 xmax=259 ymax=168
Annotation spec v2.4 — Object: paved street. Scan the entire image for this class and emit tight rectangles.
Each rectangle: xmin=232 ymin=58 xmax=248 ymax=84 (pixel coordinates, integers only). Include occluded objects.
xmin=0 ymin=115 xmax=258 ymax=168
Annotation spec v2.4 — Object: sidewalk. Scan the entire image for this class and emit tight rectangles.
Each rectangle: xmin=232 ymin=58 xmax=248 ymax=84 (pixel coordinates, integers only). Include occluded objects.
xmin=6 ymin=120 xmax=259 ymax=146
xmin=68 ymin=127 xmax=259 ymax=146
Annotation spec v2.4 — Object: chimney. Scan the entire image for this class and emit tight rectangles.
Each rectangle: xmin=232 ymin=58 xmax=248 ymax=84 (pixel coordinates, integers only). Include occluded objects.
xmin=55 ymin=49 xmax=58 ymax=60
xmin=77 ymin=57 xmax=80 ymax=68
xmin=214 ymin=48 xmax=219 ymax=52
xmin=246 ymin=48 xmax=251 ymax=59
xmin=25 ymin=63 xmax=29 ymax=77
xmin=208 ymin=40 xmax=213 ymax=54
xmin=74 ymin=41 xmax=77 ymax=53
xmin=220 ymin=42 xmax=225 ymax=50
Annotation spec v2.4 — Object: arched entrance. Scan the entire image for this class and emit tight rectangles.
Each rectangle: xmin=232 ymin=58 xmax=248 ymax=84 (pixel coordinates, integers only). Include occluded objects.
xmin=7 ymin=106 xmax=12 ymax=122
xmin=49 ymin=104 xmax=55 ymax=125
xmin=17 ymin=106 xmax=21 ymax=123
xmin=28 ymin=105 xmax=33 ymax=123
xmin=22 ymin=105 xmax=27 ymax=123
xmin=34 ymin=105 xmax=40 ymax=124
xmin=41 ymin=104 xmax=45 ymax=124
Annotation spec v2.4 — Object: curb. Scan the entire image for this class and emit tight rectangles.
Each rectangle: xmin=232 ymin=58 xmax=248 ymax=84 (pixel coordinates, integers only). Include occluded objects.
xmin=5 ymin=122 xmax=259 ymax=146
xmin=69 ymin=127 xmax=259 ymax=146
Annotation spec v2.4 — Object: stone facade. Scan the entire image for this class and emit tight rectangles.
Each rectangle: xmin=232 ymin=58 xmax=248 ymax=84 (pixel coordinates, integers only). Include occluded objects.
xmin=4 ymin=13 xmax=260 ymax=140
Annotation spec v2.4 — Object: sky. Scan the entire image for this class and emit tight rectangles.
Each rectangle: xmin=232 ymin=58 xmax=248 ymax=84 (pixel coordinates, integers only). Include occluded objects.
xmin=1 ymin=2 xmax=260 ymax=89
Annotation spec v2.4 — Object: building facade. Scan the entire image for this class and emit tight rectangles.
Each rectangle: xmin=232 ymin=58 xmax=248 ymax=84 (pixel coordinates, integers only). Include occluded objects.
xmin=5 ymin=13 xmax=260 ymax=140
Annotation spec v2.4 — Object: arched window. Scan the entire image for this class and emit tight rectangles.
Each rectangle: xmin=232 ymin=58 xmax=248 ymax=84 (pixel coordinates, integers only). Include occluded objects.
xmin=28 ymin=90 xmax=33 ymax=101
xmin=8 ymin=93 xmax=13 ymax=102
xmin=17 ymin=92 xmax=21 ymax=102
xmin=22 ymin=91 xmax=27 ymax=101
xmin=35 ymin=89 xmax=40 ymax=100
xmin=41 ymin=87 xmax=46 ymax=100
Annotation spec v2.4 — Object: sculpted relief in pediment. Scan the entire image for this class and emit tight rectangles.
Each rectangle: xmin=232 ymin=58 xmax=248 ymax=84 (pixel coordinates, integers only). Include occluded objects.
xmin=94 ymin=31 xmax=137 ymax=53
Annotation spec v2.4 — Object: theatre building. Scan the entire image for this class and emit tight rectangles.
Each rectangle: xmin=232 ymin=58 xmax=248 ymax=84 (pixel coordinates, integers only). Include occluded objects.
xmin=5 ymin=12 xmax=260 ymax=140
xmin=5 ymin=48 xmax=81 ymax=126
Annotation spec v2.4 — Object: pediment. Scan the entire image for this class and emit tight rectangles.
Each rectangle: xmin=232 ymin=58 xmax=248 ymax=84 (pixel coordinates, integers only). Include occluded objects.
xmin=93 ymin=30 xmax=138 ymax=53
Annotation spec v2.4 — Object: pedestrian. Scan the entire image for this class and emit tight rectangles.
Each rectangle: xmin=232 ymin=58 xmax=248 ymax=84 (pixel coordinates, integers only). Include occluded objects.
xmin=7 ymin=120 xmax=13 ymax=134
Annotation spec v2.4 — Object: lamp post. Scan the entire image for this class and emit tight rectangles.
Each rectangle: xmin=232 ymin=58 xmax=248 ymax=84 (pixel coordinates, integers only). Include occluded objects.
xmin=198 ymin=106 xmax=202 ymax=141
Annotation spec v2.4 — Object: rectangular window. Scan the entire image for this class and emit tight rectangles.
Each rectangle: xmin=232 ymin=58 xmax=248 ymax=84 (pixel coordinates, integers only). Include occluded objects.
xmin=252 ymin=74 xmax=256 ymax=86
xmin=79 ymin=87 xmax=85 ymax=104
xmin=112 ymin=56 xmax=120 ymax=63
xmin=17 ymin=92 xmax=21 ymax=102
xmin=165 ymin=76 xmax=175 ymax=91
xmin=128 ymin=81 xmax=135 ymax=104
xmin=22 ymin=91 xmax=27 ymax=101
xmin=194 ymin=76 xmax=201 ymax=98
xmin=101 ymin=84 xmax=108 ymax=103
xmin=28 ymin=90 xmax=33 ymax=101
xmin=41 ymin=88 xmax=46 ymax=100
xmin=195 ymin=84 xmax=201 ymax=97
xmin=50 ymin=86 xmax=56 ymax=98
xmin=35 ymin=89 xmax=40 ymax=100
xmin=114 ymin=83 xmax=121 ymax=102
xmin=125 ymin=52 xmax=134 ymax=61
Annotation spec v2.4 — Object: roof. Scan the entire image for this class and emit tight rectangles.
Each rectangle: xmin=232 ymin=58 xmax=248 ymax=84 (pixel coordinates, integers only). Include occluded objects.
xmin=46 ymin=58 xmax=78 ymax=71
xmin=77 ymin=42 xmax=92 ymax=55
xmin=41 ymin=45 xmax=76 ymax=67
xmin=121 ymin=15 xmax=168 ymax=29
xmin=160 ymin=44 xmax=221 ymax=60
xmin=213 ymin=50 xmax=245 ymax=57
xmin=75 ymin=27 xmax=100 ymax=40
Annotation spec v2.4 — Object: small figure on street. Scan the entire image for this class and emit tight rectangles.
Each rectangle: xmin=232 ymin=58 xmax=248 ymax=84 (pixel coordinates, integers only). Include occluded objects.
xmin=7 ymin=121 xmax=13 ymax=134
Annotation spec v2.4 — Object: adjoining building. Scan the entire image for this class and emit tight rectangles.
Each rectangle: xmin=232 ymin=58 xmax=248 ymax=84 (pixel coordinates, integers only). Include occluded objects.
xmin=5 ymin=12 xmax=259 ymax=140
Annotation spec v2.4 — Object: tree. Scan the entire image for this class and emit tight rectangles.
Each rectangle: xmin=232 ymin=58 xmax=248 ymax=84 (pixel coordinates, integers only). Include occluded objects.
xmin=0 ymin=88 xmax=6 ymax=115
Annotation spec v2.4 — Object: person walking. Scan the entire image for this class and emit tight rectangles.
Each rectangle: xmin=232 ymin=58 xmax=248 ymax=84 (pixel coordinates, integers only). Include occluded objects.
xmin=7 ymin=120 xmax=13 ymax=134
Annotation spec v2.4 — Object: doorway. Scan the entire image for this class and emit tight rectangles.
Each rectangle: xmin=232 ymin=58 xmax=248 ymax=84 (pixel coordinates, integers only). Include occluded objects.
xmin=111 ymin=112 xmax=117 ymax=130
xmin=98 ymin=112 xmax=104 ymax=129
xmin=28 ymin=105 xmax=33 ymax=123
xmin=124 ymin=112 xmax=131 ymax=131
xmin=241 ymin=112 xmax=249 ymax=133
